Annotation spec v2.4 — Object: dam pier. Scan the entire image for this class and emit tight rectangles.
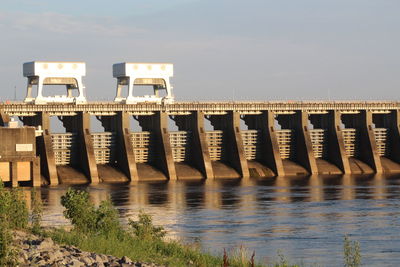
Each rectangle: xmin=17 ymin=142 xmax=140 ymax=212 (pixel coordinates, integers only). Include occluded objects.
xmin=1 ymin=61 xmax=400 ymax=186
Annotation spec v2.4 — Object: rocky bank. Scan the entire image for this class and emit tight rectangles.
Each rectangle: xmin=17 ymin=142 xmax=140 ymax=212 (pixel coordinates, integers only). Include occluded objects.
xmin=12 ymin=231 xmax=164 ymax=267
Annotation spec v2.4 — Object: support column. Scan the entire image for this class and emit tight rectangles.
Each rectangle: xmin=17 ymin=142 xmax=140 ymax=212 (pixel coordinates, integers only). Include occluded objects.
xmin=117 ymin=112 xmax=138 ymax=181
xmin=360 ymin=110 xmax=383 ymax=173
xmin=31 ymin=158 xmax=41 ymax=187
xmin=77 ymin=112 xmax=99 ymax=183
xmin=191 ymin=111 xmax=214 ymax=179
xmin=227 ymin=111 xmax=249 ymax=178
xmin=0 ymin=110 xmax=10 ymax=126
xmin=386 ymin=110 xmax=400 ymax=163
xmin=23 ymin=112 xmax=58 ymax=185
xmin=295 ymin=111 xmax=318 ymax=174
xmin=11 ymin=162 xmax=18 ymax=187
xmin=330 ymin=111 xmax=351 ymax=174
xmin=264 ymin=111 xmax=285 ymax=176
xmin=159 ymin=112 xmax=177 ymax=180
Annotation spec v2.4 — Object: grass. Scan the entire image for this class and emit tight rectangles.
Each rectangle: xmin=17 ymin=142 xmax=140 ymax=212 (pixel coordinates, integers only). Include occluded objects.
xmin=0 ymin=182 xmax=361 ymax=267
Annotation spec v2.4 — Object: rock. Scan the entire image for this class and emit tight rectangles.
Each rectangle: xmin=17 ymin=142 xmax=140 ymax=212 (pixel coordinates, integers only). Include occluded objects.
xmin=94 ymin=254 xmax=104 ymax=262
xmin=100 ymin=254 xmax=109 ymax=262
xmin=81 ymin=256 xmax=93 ymax=265
xmin=36 ymin=259 xmax=47 ymax=265
xmin=120 ymin=256 xmax=133 ymax=264
xmin=69 ymin=259 xmax=84 ymax=266
xmin=38 ymin=237 xmax=54 ymax=250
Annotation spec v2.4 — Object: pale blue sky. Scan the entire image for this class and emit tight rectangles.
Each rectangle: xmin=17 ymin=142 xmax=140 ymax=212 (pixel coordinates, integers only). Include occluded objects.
xmin=0 ymin=0 xmax=399 ymax=101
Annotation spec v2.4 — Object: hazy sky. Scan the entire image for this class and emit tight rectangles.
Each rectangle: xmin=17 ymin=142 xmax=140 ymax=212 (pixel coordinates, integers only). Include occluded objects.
xmin=1 ymin=0 xmax=399 ymax=101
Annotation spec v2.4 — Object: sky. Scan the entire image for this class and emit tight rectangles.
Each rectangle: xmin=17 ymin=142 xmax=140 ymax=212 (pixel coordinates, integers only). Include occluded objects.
xmin=0 ymin=0 xmax=399 ymax=101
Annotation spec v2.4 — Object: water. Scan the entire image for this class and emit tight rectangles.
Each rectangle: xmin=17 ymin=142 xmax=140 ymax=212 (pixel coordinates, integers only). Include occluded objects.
xmin=29 ymin=175 xmax=400 ymax=266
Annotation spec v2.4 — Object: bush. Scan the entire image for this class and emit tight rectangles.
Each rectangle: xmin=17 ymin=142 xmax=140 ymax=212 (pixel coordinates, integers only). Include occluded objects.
xmin=0 ymin=181 xmax=29 ymax=229
xmin=128 ymin=210 xmax=166 ymax=241
xmin=61 ymin=188 xmax=122 ymax=236
xmin=0 ymin=180 xmax=29 ymax=265
xmin=31 ymin=188 xmax=43 ymax=234
xmin=344 ymin=235 xmax=361 ymax=267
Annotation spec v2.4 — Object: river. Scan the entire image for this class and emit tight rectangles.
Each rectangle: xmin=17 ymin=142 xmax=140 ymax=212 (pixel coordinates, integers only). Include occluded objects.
xmin=25 ymin=174 xmax=400 ymax=267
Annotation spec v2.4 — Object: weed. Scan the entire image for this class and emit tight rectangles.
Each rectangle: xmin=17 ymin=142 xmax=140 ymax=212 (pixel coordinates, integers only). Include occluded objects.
xmin=343 ymin=235 xmax=361 ymax=267
xmin=0 ymin=181 xmax=28 ymax=229
xmin=60 ymin=188 xmax=122 ymax=236
xmin=30 ymin=188 xmax=43 ymax=234
xmin=0 ymin=180 xmax=28 ymax=265
xmin=128 ymin=210 xmax=166 ymax=241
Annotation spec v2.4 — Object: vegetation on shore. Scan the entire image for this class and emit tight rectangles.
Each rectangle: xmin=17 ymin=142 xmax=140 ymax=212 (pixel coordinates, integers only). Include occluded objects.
xmin=0 ymin=181 xmax=361 ymax=266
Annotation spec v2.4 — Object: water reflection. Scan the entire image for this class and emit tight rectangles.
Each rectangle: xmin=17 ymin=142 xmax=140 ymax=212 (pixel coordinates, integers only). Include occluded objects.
xmin=19 ymin=175 xmax=400 ymax=266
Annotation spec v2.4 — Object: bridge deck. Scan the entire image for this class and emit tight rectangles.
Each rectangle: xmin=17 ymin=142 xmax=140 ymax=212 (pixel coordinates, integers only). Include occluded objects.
xmin=1 ymin=101 xmax=399 ymax=116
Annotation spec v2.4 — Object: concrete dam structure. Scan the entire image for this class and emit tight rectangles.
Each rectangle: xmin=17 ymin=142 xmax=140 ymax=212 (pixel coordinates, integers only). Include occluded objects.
xmin=2 ymin=61 xmax=400 ymax=186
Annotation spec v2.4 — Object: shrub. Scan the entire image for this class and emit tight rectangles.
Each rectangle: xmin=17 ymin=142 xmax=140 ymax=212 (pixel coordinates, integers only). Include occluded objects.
xmin=61 ymin=188 xmax=97 ymax=233
xmin=128 ymin=210 xmax=166 ymax=241
xmin=0 ymin=180 xmax=28 ymax=265
xmin=31 ymin=188 xmax=43 ymax=234
xmin=61 ymin=188 xmax=122 ymax=236
xmin=0 ymin=181 xmax=29 ymax=229
xmin=95 ymin=199 xmax=122 ymax=236
xmin=343 ymin=235 xmax=361 ymax=267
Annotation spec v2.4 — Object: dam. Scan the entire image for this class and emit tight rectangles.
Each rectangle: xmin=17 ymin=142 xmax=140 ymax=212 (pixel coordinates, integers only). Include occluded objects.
xmin=2 ymin=61 xmax=400 ymax=186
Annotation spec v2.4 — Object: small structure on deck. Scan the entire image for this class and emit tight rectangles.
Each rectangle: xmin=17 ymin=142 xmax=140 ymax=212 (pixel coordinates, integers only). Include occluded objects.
xmin=0 ymin=118 xmax=40 ymax=187
xmin=23 ymin=61 xmax=87 ymax=104
xmin=113 ymin=63 xmax=174 ymax=104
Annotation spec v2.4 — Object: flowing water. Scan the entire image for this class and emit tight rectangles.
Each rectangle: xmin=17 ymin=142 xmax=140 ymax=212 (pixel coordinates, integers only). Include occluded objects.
xmin=26 ymin=174 xmax=400 ymax=266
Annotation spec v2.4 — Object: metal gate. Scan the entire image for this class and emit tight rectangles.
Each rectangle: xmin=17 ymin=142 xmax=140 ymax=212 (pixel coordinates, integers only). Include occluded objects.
xmin=206 ymin=130 xmax=224 ymax=161
xmin=241 ymin=130 xmax=261 ymax=160
xmin=374 ymin=128 xmax=389 ymax=156
xmin=169 ymin=131 xmax=191 ymax=162
xmin=131 ymin=132 xmax=154 ymax=163
xmin=52 ymin=133 xmax=78 ymax=165
xmin=310 ymin=129 xmax=327 ymax=159
xmin=276 ymin=129 xmax=294 ymax=159
xmin=92 ymin=132 xmax=116 ymax=164
xmin=342 ymin=128 xmax=358 ymax=157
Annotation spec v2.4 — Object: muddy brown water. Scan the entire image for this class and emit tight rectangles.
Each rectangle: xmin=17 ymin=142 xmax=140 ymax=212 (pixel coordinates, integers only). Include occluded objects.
xmin=22 ymin=174 xmax=400 ymax=267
